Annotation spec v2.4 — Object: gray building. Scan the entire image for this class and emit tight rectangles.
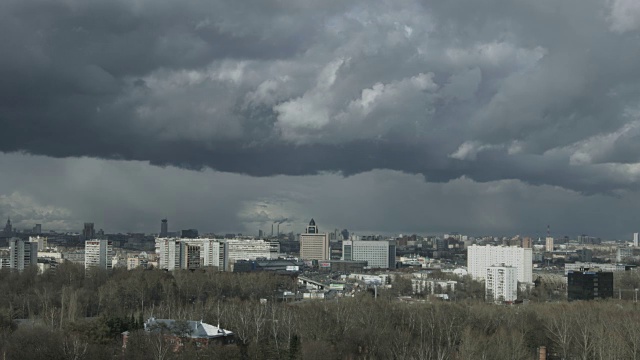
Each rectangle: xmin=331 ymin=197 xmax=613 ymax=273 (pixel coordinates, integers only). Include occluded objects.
xmin=9 ymin=238 xmax=38 ymax=272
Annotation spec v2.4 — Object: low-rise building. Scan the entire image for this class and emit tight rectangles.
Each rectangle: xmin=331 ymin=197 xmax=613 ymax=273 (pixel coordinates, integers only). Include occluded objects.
xmin=123 ymin=317 xmax=234 ymax=351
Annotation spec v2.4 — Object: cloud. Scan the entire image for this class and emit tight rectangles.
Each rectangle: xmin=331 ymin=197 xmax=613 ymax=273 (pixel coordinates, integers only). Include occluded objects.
xmin=609 ymin=0 xmax=640 ymax=33
xmin=2 ymin=0 xmax=640 ymax=199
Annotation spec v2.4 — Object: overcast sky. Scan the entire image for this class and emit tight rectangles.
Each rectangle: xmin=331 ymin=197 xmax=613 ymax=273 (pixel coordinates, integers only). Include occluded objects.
xmin=2 ymin=0 xmax=640 ymax=238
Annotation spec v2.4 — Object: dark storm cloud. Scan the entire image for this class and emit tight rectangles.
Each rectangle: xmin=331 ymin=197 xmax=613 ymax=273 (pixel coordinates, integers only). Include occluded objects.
xmin=2 ymin=0 xmax=640 ymax=194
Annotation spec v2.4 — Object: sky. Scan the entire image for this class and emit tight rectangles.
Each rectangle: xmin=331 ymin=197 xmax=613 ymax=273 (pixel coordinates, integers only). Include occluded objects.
xmin=2 ymin=0 xmax=640 ymax=238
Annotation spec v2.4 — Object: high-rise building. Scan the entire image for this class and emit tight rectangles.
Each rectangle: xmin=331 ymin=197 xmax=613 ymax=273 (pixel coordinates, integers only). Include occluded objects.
xmin=567 ymin=270 xmax=613 ymax=301
xmin=342 ymin=240 xmax=396 ymax=269
xmin=33 ymin=224 xmax=42 ymax=234
xmin=155 ymin=238 xmax=227 ymax=271
xmin=29 ymin=236 xmax=48 ymax=251
xmin=160 ymin=219 xmax=168 ymax=238
xmin=521 ymin=237 xmax=532 ymax=249
xmin=300 ymin=219 xmax=329 ymax=261
xmin=82 ymin=223 xmax=96 ymax=240
xmin=84 ymin=240 xmax=113 ymax=271
xmin=634 ymin=233 xmax=639 ymax=247
xmin=9 ymin=238 xmax=38 ymax=272
xmin=485 ymin=265 xmax=518 ymax=303
xmin=467 ymin=245 xmax=533 ymax=283
xmin=3 ymin=217 xmax=12 ymax=235
xmin=545 ymin=236 xmax=554 ymax=252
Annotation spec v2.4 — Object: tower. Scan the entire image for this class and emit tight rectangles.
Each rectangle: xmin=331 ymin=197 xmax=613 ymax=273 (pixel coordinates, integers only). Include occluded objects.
xmin=545 ymin=225 xmax=554 ymax=252
xmin=300 ymin=219 xmax=329 ymax=261
xmin=9 ymin=238 xmax=38 ymax=272
xmin=4 ymin=217 xmax=12 ymax=234
xmin=160 ymin=219 xmax=168 ymax=238
xmin=82 ymin=223 xmax=96 ymax=240
xmin=85 ymin=239 xmax=113 ymax=271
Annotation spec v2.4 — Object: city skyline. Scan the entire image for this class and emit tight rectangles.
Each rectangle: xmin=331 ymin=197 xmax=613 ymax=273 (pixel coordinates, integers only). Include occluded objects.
xmin=2 ymin=1 xmax=640 ymax=238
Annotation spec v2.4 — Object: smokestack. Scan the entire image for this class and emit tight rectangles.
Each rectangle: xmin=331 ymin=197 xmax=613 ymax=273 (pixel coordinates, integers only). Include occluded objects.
xmin=277 ymin=223 xmax=280 ymax=236
xmin=271 ymin=223 xmax=274 ymax=236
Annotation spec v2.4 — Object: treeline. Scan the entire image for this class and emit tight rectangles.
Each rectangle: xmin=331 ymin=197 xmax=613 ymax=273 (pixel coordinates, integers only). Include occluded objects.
xmin=2 ymin=265 xmax=640 ymax=359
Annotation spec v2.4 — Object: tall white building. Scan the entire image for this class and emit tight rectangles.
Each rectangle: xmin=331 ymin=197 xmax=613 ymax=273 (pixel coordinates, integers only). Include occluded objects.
xmin=634 ymin=233 xmax=639 ymax=247
xmin=485 ymin=265 xmax=518 ymax=303
xmin=300 ymin=219 xmax=329 ymax=261
xmin=342 ymin=240 xmax=396 ymax=269
xmin=9 ymin=238 xmax=38 ymax=272
xmin=84 ymin=239 xmax=113 ymax=271
xmin=467 ymin=245 xmax=532 ymax=283
xmin=545 ymin=237 xmax=554 ymax=252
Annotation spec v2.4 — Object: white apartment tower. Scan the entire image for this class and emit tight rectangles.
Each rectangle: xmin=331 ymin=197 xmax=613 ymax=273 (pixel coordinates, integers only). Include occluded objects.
xmin=545 ymin=237 xmax=554 ymax=252
xmin=485 ymin=265 xmax=518 ymax=303
xmin=84 ymin=239 xmax=113 ymax=271
xmin=467 ymin=245 xmax=533 ymax=283
xmin=342 ymin=240 xmax=396 ymax=269
xmin=300 ymin=219 xmax=329 ymax=261
xmin=634 ymin=233 xmax=639 ymax=247
xmin=9 ymin=238 xmax=38 ymax=272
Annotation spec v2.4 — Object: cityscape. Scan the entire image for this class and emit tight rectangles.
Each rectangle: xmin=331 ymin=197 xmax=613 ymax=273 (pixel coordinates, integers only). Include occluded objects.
xmin=4 ymin=0 xmax=640 ymax=358
xmin=2 ymin=215 xmax=640 ymax=358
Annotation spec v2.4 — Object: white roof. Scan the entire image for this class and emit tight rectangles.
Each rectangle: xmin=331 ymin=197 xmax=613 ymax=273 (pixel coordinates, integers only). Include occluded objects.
xmin=144 ymin=317 xmax=233 ymax=339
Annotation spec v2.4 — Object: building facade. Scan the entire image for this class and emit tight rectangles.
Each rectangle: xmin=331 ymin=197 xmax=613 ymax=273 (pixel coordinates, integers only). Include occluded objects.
xmin=342 ymin=240 xmax=396 ymax=269
xmin=545 ymin=237 xmax=554 ymax=252
xmin=82 ymin=223 xmax=96 ymax=240
xmin=160 ymin=219 xmax=168 ymax=238
xmin=467 ymin=245 xmax=533 ymax=283
xmin=567 ymin=270 xmax=614 ymax=301
xmin=485 ymin=265 xmax=518 ymax=303
xmin=156 ymin=237 xmax=257 ymax=271
xmin=84 ymin=239 xmax=113 ymax=270
xmin=9 ymin=238 xmax=38 ymax=272
xmin=300 ymin=219 xmax=329 ymax=261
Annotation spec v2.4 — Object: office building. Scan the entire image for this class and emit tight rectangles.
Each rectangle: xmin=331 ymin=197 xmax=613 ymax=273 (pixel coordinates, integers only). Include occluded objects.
xmin=160 ymin=219 xmax=168 ymax=238
xmin=567 ymin=270 xmax=613 ymax=301
xmin=32 ymin=224 xmax=42 ymax=234
xmin=82 ymin=223 xmax=96 ymax=240
xmin=225 ymin=239 xmax=274 ymax=269
xmin=545 ymin=236 xmax=554 ymax=252
xmin=634 ymin=232 xmax=639 ymax=247
xmin=485 ymin=265 xmax=518 ymax=303
xmin=342 ymin=239 xmax=396 ymax=269
xmin=467 ymin=245 xmax=533 ymax=283
xmin=300 ymin=219 xmax=329 ymax=261
xmin=84 ymin=240 xmax=113 ymax=270
xmin=9 ymin=238 xmax=38 ymax=272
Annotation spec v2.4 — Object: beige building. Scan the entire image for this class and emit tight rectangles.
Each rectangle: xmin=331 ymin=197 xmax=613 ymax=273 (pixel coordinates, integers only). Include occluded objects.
xmin=300 ymin=219 xmax=329 ymax=261
xmin=545 ymin=237 xmax=554 ymax=252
